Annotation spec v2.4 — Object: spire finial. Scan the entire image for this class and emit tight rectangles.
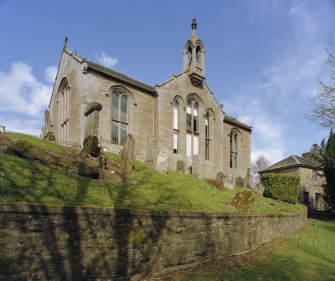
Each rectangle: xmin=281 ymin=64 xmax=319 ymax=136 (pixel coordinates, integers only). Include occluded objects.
xmin=191 ymin=18 xmax=197 ymax=30
xmin=63 ymin=35 xmax=68 ymax=50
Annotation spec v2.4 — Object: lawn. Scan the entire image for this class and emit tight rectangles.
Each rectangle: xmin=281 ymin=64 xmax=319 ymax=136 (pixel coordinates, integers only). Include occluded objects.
xmin=159 ymin=215 xmax=335 ymax=281
xmin=0 ymin=132 xmax=306 ymax=214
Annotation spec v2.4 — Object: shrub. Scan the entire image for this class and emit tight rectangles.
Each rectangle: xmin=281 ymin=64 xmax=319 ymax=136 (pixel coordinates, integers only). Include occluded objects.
xmin=261 ymin=173 xmax=300 ymax=204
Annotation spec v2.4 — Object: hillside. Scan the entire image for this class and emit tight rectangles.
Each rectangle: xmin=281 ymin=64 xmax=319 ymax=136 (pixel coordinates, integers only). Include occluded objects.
xmin=0 ymin=133 xmax=306 ymax=214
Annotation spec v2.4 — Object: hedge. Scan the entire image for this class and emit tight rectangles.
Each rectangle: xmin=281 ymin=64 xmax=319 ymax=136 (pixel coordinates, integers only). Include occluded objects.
xmin=261 ymin=173 xmax=300 ymax=204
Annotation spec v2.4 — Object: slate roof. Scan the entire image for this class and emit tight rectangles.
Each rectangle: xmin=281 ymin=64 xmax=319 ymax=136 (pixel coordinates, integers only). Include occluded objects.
xmin=224 ymin=114 xmax=252 ymax=132
xmin=87 ymin=61 xmax=156 ymax=94
xmin=259 ymin=155 xmax=322 ymax=174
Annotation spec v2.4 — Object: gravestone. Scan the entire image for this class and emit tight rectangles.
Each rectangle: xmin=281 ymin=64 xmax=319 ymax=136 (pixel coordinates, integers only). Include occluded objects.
xmin=43 ymin=131 xmax=55 ymax=141
xmin=216 ymin=172 xmax=224 ymax=182
xmin=82 ymin=102 xmax=102 ymax=157
xmin=231 ymin=190 xmax=255 ymax=212
xmin=146 ymin=135 xmax=157 ymax=167
xmin=244 ymin=168 xmax=253 ymax=188
xmin=254 ymin=183 xmax=265 ymax=195
xmin=84 ymin=102 xmax=102 ymax=139
xmin=176 ymin=160 xmax=185 ymax=173
xmin=236 ymin=177 xmax=244 ymax=187
xmin=192 ymin=154 xmax=201 ymax=178
xmin=155 ymin=148 xmax=170 ymax=174
xmin=121 ymin=134 xmax=135 ymax=170
xmin=224 ymin=172 xmax=235 ymax=190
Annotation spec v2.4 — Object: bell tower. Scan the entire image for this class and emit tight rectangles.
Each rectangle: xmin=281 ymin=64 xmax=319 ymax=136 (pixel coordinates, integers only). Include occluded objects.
xmin=183 ymin=18 xmax=206 ymax=86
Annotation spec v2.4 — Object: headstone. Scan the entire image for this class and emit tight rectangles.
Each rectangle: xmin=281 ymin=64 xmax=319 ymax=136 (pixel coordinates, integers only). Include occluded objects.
xmin=155 ymin=148 xmax=170 ymax=174
xmin=81 ymin=102 xmax=103 ymax=157
xmin=216 ymin=172 xmax=224 ymax=182
xmin=121 ymin=134 xmax=135 ymax=170
xmin=192 ymin=154 xmax=201 ymax=178
xmin=84 ymin=102 xmax=102 ymax=140
xmin=244 ymin=168 xmax=253 ymax=188
xmin=236 ymin=177 xmax=244 ymax=187
xmin=44 ymin=109 xmax=52 ymax=134
xmin=176 ymin=160 xmax=185 ymax=173
xmin=146 ymin=135 xmax=157 ymax=166
xmin=253 ymin=183 xmax=265 ymax=196
xmin=43 ymin=131 xmax=55 ymax=141
xmin=231 ymin=190 xmax=255 ymax=212
xmin=224 ymin=172 xmax=235 ymax=190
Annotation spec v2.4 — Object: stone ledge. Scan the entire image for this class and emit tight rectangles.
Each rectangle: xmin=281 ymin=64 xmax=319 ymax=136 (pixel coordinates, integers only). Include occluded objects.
xmin=0 ymin=203 xmax=305 ymax=219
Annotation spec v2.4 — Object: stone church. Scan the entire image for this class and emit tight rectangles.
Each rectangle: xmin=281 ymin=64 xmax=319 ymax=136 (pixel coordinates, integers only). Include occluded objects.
xmin=44 ymin=19 xmax=252 ymax=179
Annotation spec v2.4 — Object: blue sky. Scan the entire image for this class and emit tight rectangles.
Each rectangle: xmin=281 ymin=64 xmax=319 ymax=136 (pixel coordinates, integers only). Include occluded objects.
xmin=0 ymin=0 xmax=334 ymax=165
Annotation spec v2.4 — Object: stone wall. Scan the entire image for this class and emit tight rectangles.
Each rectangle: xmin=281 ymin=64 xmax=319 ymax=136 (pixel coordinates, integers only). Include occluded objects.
xmin=0 ymin=204 xmax=307 ymax=281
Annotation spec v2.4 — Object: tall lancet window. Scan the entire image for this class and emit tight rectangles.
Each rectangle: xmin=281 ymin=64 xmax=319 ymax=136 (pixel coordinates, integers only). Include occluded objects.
xmin=196 ymin=45 xmax=201 ymax=64
xmin=186 ymin=98 xmax=199 ymax=157
xmin=112 ymin=92 xmax=128 ymax=144
xmin=205 ymin=113 xmax=210 ymax=161
xmin=173 ymin=98 xmax=179 ymax=154
xmin=57 ymin=79 xmax=69 ymax=142
xmin=188 ymin=46 xmax=193 ymax=66
xmin=230 ymin=129 xmax=238 ymax=169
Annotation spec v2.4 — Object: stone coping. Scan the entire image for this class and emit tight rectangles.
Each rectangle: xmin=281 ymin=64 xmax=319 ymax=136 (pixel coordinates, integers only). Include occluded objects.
xmin=0 ymin=203 xmax=305 ymax=218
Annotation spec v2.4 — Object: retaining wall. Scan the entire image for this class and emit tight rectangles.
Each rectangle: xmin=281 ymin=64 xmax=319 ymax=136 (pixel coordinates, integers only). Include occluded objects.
xmin=0 ymin=204 xmax=307 ymax=280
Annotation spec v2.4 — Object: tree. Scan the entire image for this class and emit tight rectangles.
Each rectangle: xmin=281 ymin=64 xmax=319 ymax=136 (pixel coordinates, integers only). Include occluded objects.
xmin=308 ymin=50 xmax=335 ymax=128
xmin=323 ymin=129 xmax=335 ymax=208
xmin=251 ymin=155 xmax=270 ymax=185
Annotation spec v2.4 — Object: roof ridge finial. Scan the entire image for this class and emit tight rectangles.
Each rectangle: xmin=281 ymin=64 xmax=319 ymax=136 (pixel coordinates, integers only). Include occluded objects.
xmin=63 ymin=35 xmax=68 ymax=50
xmin=191 ymin=18 xmax=197 ymax=30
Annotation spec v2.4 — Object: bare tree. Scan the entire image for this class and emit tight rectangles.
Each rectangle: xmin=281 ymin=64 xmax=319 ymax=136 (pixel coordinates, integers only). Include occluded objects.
xmin=251 ymin=155 xmax=270 ymax=185
xmin=308 ymin=50 xmax=335 ymax=128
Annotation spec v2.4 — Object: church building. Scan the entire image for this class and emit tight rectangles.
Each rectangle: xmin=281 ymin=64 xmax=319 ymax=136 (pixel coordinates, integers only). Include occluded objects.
xmin=44 ymin=19 xmax=252 ymax=179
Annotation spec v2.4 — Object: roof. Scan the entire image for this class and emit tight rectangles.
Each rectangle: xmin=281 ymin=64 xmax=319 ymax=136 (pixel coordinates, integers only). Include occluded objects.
xmin=259 ymin=155 xmax=322 ymax=174
xmin=87 ymin=60 xmax=155 ymax=94
xmin=224 ymin=114 xmax=252 ymax=132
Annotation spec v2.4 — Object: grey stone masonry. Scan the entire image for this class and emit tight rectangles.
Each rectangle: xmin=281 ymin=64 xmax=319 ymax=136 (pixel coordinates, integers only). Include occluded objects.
xmin=0 ymin=204 xmax=307 ymax=280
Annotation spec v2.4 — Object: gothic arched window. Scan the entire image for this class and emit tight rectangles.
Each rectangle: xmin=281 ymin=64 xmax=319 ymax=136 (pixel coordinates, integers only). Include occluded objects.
xmin=111 ymin=92 xmax=128 ymax=144
xmin=57 ymin=78 xmax=69 ymax=142
xmin=196 ymin=45 xmax=201 ymax=64
xmin=186 ymin=98 xmax=199 ymax=157
xmin=205 ymin=112 xmax=210 ymax=161
xmin=230 ymin=129 xmax=239 ymax=169
xmin=173 ymin=98 xmax=179 ymax=154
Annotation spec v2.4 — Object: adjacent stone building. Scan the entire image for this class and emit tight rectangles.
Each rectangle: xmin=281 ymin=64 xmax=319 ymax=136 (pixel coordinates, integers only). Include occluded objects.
xmin=43 ymin=19 xmax=252 ymax=179
xmin=259 ymin=155 xmax=326 ymax=210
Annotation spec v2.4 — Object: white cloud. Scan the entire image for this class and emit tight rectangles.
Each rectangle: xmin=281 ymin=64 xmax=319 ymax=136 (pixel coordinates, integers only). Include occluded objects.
xmin=96 ymin=52 xmax=118 ymax=68
xmin=0 ymin=62 xmax=51 ymax=117
xmin=0 ymin=116 xmax=42 ymax=136
xmin=45 ymin=66 xmax=57 ymax=83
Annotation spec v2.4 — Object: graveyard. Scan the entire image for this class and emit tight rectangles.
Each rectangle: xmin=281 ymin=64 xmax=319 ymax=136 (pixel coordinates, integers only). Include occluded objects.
xmin=0 ymin=132 xmax=305 ymax=214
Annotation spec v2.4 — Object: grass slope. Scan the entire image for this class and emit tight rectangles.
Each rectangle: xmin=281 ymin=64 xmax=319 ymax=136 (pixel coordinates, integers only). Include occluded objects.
xmin=159 ymin=216 xmax=335 ymax=281
xmin=0 ymin=133 xmax=306 ymax=214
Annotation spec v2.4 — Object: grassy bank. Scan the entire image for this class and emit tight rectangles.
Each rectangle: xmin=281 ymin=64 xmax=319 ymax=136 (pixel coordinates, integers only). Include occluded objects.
xmin=0 ymin=133 xmax=306 ymax=214
xmin=159 ymin=215 xmax=335 ymax=281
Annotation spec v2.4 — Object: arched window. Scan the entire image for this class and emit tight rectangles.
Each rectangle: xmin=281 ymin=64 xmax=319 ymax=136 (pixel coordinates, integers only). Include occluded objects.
xmin=230 ymin=129 xmax=238 ymax=169
xmin=205 ymin=112 xmax=210 ymax=161
xmin=186 ymin=98 xmax=199 ymax=157
xmin=173 ymin=98 xmax=179 ymax=154
xmin=188 ymin=46 xmax=193 ymax=65
xmin=111 ymin=92 xmax=128 ymax=144
xmin=196 ymin=45 xmax=201 ymax=64
xmin=57 ymin=79 xmax=69 ymax=142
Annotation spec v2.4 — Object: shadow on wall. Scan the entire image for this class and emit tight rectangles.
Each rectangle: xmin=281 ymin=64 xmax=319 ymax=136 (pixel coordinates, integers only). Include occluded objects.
xmin=0 ymin=157 xmax=170 ymax=281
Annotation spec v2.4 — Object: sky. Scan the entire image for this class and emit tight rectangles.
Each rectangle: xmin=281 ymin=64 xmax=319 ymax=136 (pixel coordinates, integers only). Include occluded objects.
xmin=0 ymin=0 xmax=334 ymax=165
